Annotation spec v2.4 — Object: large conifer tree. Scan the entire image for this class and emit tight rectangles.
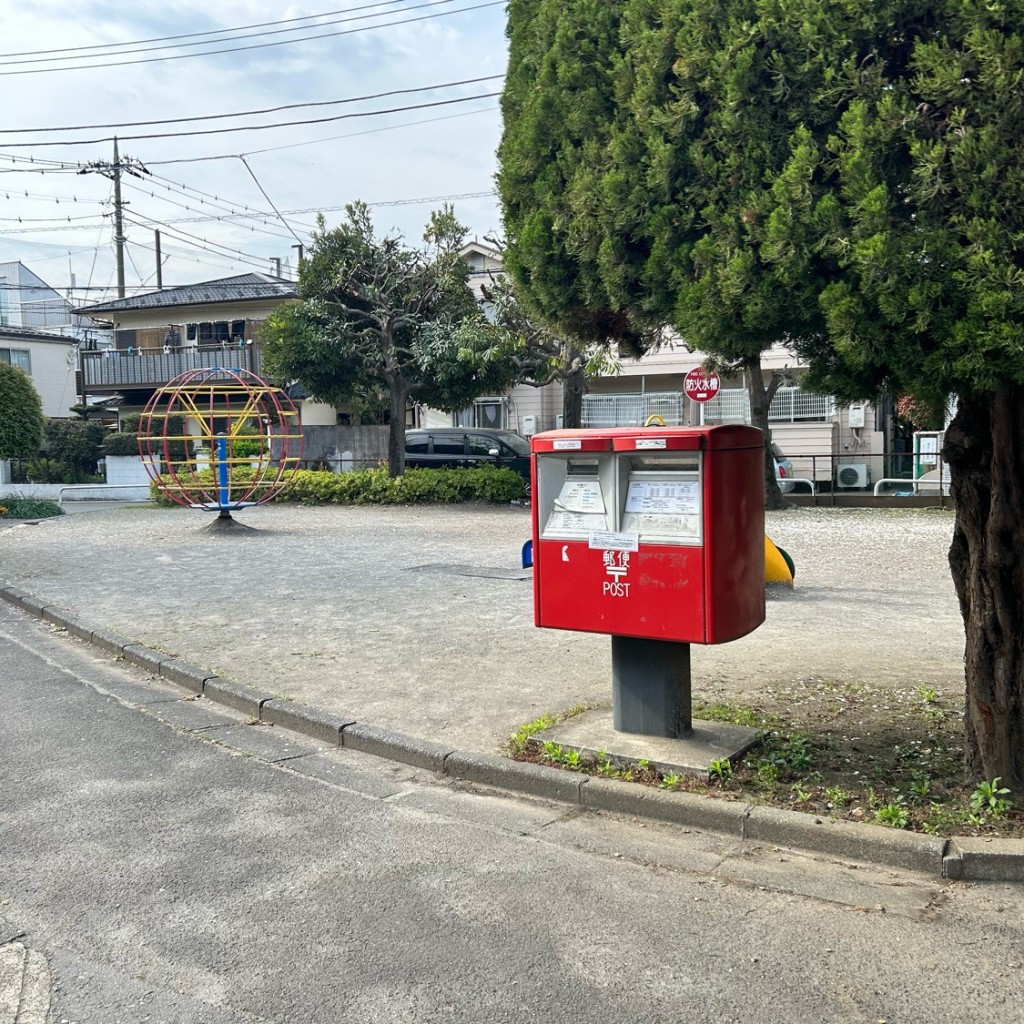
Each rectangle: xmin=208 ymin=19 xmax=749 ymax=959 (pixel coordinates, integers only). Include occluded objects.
xmin=500 ymin=0 xmax=1024 ymax=786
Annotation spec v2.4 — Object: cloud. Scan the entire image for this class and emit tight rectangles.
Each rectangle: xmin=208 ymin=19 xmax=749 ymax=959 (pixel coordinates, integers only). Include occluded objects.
xmin=0 ymin=1 xmax=507 ymax=290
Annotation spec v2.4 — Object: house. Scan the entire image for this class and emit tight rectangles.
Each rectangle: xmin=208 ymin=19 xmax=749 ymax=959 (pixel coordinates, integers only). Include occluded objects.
xmin=0 ymin=260 xmax=84 ymax=334
xmin=415 ymin=241 xmax=562 ymax=435
xmin=0 ymin=324 xmax=76 ymax=418
xmin=73 ymin=271 xmax=389 ymax=469
xmin=74 ymin=272 xmax=300 ymax=421
xmin=0 ymin=261 xmax=92 ymax=419
xmin=424 ymin=244 xmax=899 ymax=492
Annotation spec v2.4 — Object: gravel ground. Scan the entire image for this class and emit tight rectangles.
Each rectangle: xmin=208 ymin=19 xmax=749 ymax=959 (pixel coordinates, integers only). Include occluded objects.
xmin=0 ymin=502 xmax=962 ymax=754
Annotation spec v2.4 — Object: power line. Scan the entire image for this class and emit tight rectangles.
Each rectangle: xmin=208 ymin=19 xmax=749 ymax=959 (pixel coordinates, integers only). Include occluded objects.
xmin=137 ymin=104 xmax=499 ymax=167
xmin=238 ymin=157 xmax=302 ymax=244
xmin=122 ymin=213 xmax=275 ymax=270
xmin=0 ymin=1 xmax=412 ymax=62
xmin=0 ymin=92 xmax=502 ymax=148
xmin=118 ymin=178 xmax=303 ymax=241
xmin=0 ymin=1 xmax=410 ymax=58
xmin=0 ymin=1 xmax=504 ymax=78
xmin=0 ymin=1 xmax=459 ymax=70
xmin=0 ymin=74 xmax=503 ymax=135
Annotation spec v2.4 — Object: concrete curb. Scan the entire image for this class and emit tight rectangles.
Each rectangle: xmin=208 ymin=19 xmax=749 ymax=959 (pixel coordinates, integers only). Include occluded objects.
xmin=342 ymin=723 xmax=454 ymax=773
xmin=1 ymin=582 xmax=1018 ymax=882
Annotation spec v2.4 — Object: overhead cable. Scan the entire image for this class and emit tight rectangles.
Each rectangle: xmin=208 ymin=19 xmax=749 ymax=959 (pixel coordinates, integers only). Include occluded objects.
xmin=0 ymin=2 xmax=504 ymax=77
xmin=0 ymin=74 xmax=502 ymax=135
xmin=0 ymin=92 xmax=502 ymax=147
xmin=0 ymin=1 xmax=409 ymax=58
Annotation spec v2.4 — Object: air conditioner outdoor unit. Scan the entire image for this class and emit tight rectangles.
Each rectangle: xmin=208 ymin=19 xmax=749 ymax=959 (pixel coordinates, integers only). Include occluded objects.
xmin=836 ymin=464 xmax=869 ymax=489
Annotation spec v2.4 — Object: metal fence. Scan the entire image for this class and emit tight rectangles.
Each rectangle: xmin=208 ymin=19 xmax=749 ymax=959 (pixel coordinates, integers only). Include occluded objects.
xmin=700 ymin=387 xmax=835 ymax=425
xmin=582 ymin=391 xmax=684 ymax=427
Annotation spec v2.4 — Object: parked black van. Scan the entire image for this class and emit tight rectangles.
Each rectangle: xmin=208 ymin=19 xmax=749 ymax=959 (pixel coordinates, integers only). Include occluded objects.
xmin=404 ymin=428 xmax=532 ymax=482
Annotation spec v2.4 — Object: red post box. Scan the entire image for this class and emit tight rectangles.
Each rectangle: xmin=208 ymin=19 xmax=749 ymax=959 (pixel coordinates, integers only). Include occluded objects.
xmin=530 ymin=425 xmax=766 ymax=738
xmin=531 ymin=425 xmax=765 ymax=643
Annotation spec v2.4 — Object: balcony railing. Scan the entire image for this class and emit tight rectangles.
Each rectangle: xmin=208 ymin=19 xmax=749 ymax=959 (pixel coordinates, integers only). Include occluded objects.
xmin=81 ymin=343 xmax=262 ymax=390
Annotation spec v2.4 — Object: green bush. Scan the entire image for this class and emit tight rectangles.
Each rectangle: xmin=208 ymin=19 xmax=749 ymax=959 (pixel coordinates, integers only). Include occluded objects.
xmin=149 ymin=464 xmax=280 ymax=507
xmin=0 ymin=497 xmax=65 ymax=519
xmin=45 ymin=419 xmax=105 ymax=480
xmin=148 ymin=465 xmax=526 ymax=507
xmin=0 ymin=363 xmax=45 ymax=460
xmin=102 ymin=431 xmax=142 ymax=456
xmin=280 ymin=466 xmax=526 ymax=506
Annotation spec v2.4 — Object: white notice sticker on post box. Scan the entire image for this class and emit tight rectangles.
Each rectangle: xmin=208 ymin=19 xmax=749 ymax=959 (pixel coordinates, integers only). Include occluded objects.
xmin=555 ymin=479 xmax=605 ymax=513
xmin=553 ymin=439 xmax=582 ymax=450
xmin=625 ymin=480 xmax=700 ymax=514
xmin=589 ymin=530 xmax=639 ymax=552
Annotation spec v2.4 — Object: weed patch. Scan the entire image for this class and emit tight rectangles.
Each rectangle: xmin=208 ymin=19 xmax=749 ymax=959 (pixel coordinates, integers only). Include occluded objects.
xmin=505 ymin=684 xmax=1024 ymax=838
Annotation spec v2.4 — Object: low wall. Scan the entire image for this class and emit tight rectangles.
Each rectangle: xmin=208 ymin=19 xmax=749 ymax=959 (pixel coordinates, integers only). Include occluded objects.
xmin=300 ymin=424 xmax=389 ymax=471
xmin=0 ymin=483 xmax=154 ymax=502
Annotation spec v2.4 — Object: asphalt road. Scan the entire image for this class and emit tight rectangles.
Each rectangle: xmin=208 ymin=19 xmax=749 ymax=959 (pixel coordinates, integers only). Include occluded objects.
xmin=2 ymin=603 xmax=1023 ymax=1023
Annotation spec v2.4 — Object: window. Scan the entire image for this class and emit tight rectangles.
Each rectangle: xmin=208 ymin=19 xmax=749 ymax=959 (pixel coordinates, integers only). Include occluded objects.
xmin=405 ymin=436 xmax=429 ymax=455
xmin=468 ymin=435 xmax=498 ymax=457
xmin=0 ymin=348 xmax=30 ymax=373
xmin=431 ymin=434 xmax=465 ymax=455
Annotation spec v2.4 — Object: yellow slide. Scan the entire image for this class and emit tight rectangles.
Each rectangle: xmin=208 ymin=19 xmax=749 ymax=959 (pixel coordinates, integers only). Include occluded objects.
xmin=765 ymin=536 xmax=795 ymax=587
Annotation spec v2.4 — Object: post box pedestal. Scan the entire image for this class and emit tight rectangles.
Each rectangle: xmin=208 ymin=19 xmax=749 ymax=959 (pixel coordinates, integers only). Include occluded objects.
xmin=611 ymin=636 xmax=692 ymax=738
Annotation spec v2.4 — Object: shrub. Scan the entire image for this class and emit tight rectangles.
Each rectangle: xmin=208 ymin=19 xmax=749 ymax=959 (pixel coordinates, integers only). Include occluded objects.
xmin=0 ymin=363 xmax=45 ymax=460
xmin=45 ymin=419 xmax=105 ymax=480
xmin=280 ymin=466 xmax=526 ymax=506
xmin=0 ymin=496 xmax=65 ymax=519
xmin=103 ymin=431 xmax=142 ymax=456
xmin=147 ymin=465 xmax=527 ymax=508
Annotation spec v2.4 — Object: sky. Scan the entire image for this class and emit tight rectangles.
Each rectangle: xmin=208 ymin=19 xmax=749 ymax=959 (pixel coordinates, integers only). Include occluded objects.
xmin=0 ymin=0 xmax=509 ymax=302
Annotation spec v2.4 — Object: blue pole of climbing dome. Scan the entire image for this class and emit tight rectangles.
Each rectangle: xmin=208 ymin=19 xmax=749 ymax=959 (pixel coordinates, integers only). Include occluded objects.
xmin=216 ymin=433 xmax=229 ymax=509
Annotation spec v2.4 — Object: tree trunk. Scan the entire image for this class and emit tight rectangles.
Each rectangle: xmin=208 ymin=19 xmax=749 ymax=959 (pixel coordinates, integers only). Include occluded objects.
xmin=945 ymin=388 xmax=1024 ymax=792
xmin=386 ymin=377 xmax=409 ymax=478
xmin=561 ymin=353 xmax=586 ymax=429
xmin=745 ymin=362 xmax=786 ymax=510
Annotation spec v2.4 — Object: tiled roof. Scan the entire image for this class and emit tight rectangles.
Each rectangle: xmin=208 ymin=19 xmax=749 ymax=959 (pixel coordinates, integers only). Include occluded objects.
xmin=74 ymin=273 xmax=298 ymax=315
xmin=0 ymin=323 xmax=75 ymax=344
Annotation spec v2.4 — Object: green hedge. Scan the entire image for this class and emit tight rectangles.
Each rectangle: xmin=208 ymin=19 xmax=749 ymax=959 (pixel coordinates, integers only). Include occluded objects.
xmin=102 ymin=431 xmax=142 ymax=456
xmin=150 ymin=465 xmax=526 ymax=507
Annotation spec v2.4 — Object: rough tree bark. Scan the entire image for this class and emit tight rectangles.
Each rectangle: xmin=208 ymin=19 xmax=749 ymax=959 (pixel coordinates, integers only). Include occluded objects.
xmin=944 ymin=387 xmax=1024 ymax=792
xmin=561 ymin=348 xmax=586 ymax=429
xmin=386 ymin=374 xmax=409 ymax=478
xmin=745 ymin=361 xmax=786 ymax=511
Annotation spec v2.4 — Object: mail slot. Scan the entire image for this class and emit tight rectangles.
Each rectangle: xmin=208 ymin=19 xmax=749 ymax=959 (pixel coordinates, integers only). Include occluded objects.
xmin=530 ymin=425 xmax=765 ymax=645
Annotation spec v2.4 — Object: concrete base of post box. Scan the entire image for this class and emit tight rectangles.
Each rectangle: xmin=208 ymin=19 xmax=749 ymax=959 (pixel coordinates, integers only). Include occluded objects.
xmin=532 ymin=708 xmax=760 ymax=779
xmin=611 ymin=635 xmax=692 ymax=737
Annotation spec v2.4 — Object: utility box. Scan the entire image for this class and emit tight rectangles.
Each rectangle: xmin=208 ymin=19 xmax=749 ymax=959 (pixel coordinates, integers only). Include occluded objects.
xmin=531 ymin=426 xmax=765 ymax=646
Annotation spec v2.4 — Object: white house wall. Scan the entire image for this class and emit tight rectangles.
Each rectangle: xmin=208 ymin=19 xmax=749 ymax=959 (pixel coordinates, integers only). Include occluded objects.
xmin=21 ymin=338 xmax=77 ymax=418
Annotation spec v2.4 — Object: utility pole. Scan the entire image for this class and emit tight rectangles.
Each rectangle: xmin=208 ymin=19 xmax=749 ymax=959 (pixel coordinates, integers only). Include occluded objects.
xmin=155 ymin=230 xmax=163 ymax=290
xmin=78 ymin=140 xmax=149 ymax=300
xmin=111 ymin=138 xmax=125 ymax=297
